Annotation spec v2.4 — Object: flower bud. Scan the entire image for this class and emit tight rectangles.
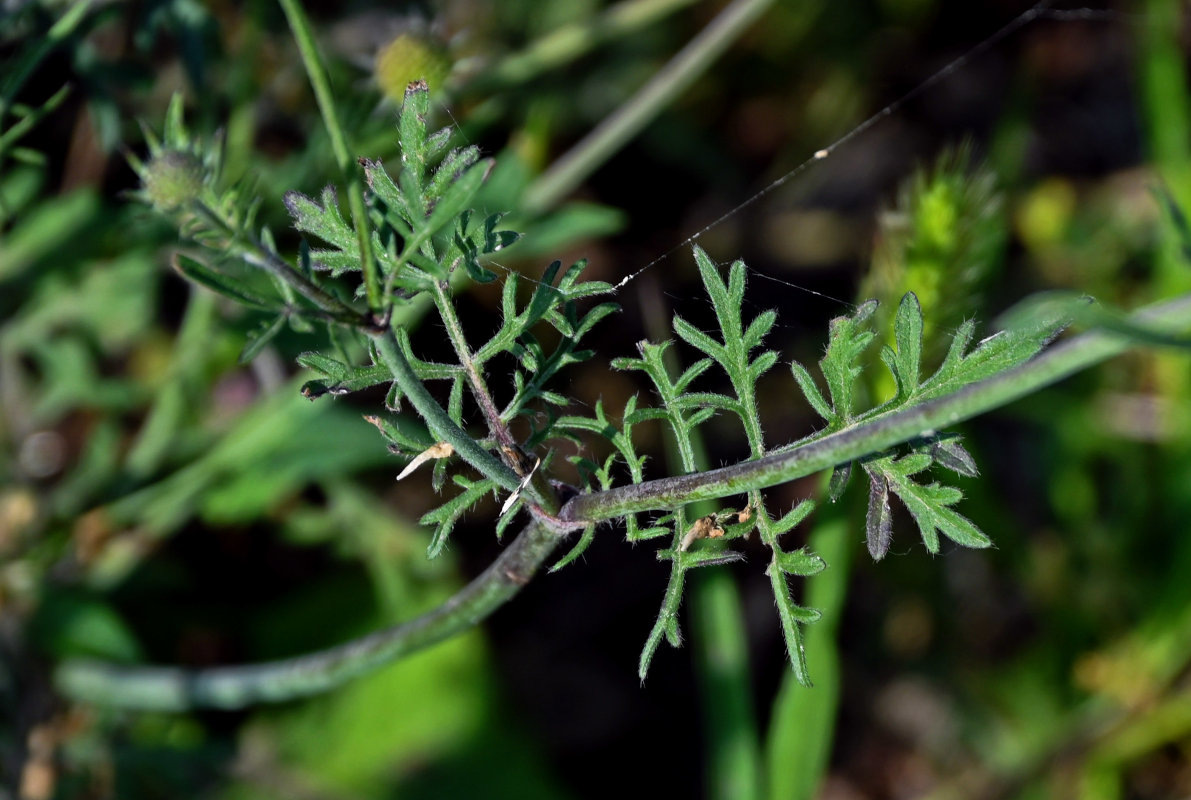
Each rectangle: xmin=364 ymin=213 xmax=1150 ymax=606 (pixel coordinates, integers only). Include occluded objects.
xmin=142 ymin=149 xmax=205 ymax=212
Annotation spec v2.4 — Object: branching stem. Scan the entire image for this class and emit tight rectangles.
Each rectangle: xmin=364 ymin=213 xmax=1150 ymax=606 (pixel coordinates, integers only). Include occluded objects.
xmin=194 ymin=202 xmax=367 ymax=324
xmin=53 ymin=291 xmax=1191 ymax=710
xmin=562 ymin=292 xmax=1191 ymax=522
xmin=371 ymin=326 xmax=524 ymax=495
xmin=431 ymin=280 xmax=518 ymax=452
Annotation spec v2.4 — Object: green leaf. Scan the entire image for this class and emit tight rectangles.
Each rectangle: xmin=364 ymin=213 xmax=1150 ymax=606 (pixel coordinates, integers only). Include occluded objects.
xmin=298 ymin=353 xmax=395 ymax=399
xmin=819 ymin=300 xmax=878 ymax=424
xmin=791 ymin=362 xmax=834 ymax=423
xmin=639 ymin=559 xmax=687 ymax=681
xmin=743 ymin=310 xmax=777 ymax=350
xmin=776 ymin=547 xmax=826 ymax=576
xmin=931 ymin=436 xmax=978 ymax=477
xmin=769 ymin=561 xmax=820 ymax=686
xmin=673 ymin=315 xmax=726 ymax=361
xmin=420 ymin=476 xmax=497 ymax=558
xmin=549 ymin=526 xmax=597 ymax=572
xmin=773 ymin=498 xmax=817 ymax=534
xmin=864 ymin=469 xmax=893 ymax=561
xmin=173 ymin=254 xmax=274 ymax=308
xmin=827 ymin=462 xmax=852 ymax=502
xmin=891 ymin=291 xmax=923 ymax=399
xmin=239 ymin=314 xmax=287 ymax=364
xmin=881 ymin=464 xmax=990 ymax=554
xmin=284 ymin=186 xmax=359 ymax=272
xmin=428 ymin=145 xmax=482 ymax=201
xmin=397 ymin=81 xmax=430 ymax=192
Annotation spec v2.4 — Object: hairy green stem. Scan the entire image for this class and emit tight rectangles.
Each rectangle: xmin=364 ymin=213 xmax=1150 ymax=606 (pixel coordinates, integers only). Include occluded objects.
xmin=431 ymin=281 xmax=518 ymax=451
xmin=279 ymin=0 xmax=382 ymax=313
xmin=193 ymin=203 xmax=366 ymax=324
xmin=55 ymin=519 xmax=562 ymax=710
xmin=428 ymin=281 xmax=558 ymax=510
xmin=371 ymin=327 xmax=524 ymax=496
xmin=54 ymin=293 xmax=1191 ymax=711
xmin=523 ymin=0 xmax=774 ymax=213
xmin=561 ymin=292 xmax=1191 ymax=522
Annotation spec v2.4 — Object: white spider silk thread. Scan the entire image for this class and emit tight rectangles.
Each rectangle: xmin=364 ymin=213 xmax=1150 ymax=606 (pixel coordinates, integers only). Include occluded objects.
xmin=483 ymin=4 xmax=1126 ymax=309
xmin=607 ymin=1 xmax=1062 ymax=295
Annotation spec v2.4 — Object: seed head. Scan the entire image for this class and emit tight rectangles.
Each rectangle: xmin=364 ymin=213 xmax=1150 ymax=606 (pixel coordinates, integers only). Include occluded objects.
xmin=142 ymin=150 xmax=206 ymax=212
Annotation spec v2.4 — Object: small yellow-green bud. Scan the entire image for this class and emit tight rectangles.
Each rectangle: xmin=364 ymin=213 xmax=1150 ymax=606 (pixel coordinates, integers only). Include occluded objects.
xmin=142 ymin=150 xmax=205 ymax=211
xmin=374 ymin=33 xmax=451 ymax=102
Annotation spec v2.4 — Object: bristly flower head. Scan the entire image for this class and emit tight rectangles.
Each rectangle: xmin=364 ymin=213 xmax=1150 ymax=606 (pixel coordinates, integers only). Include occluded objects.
xmin=127 ymin=94 xmax=220 ymax=217
xmin=140 ymin=149 xmax=206 ymax=212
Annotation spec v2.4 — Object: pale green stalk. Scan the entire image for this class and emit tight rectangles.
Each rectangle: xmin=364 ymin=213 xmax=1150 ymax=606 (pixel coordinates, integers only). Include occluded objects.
xmin=278 ymin=0 xmax=382 ymax=314
xmin=471 ymin=0 xmax=699 ymax=90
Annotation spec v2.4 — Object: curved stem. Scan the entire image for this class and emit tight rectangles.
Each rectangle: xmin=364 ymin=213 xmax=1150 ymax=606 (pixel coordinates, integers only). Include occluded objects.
xmin=371 ymin=327 xmax=524 ymax=495
xmin=561 ymin=291 xmax=1191 ymax=522
xmin=52 ymin=291 xmax=1191 ymax=711
xmin=55 ymin=520 xmax=562 ymax=710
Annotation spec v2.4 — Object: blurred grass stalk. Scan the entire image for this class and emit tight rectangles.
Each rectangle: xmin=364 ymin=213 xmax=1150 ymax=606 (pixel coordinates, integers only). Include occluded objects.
xmin=765 ymin=512 xmax=849 ymax=800
xmin=466 ymin=0 xmax=701 ymax=92
xmin=524 ymin=0 xmax=776 ymax=214
xmin=641 ymin=277 xmax=763 ymax=800
xmin=278 ymin=0 xmax=381 ymax=313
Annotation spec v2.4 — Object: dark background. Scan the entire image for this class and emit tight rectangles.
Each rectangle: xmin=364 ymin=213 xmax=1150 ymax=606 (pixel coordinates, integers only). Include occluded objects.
xmin=4 ymin=1 xmax=1191 ymax=798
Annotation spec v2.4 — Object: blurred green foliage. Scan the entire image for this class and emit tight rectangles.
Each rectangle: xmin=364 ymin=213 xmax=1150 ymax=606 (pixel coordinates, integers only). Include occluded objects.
xmin=3 ymin=1 xmax=1191 ymax=799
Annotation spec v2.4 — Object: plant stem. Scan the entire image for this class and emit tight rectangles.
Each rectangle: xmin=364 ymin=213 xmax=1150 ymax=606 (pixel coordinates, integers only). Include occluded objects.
xmin=54 ymin=519 xmax=562 ymax=710
xmin=279 ymin=0 xmax=382 ymax=314
xmin=371 ymin=327 xmax=525 ymax=496
xmin=522 ymin=0 xmax=774 ymax=213
xmin=561 ymin=291 xmax=1191 ymax=521
xmin=53 ymin=291 xmax=1191 ymax=711
xmin=194 ymin=203 xmax=366 ymax=324
xmin=431 ymin=281 xmax=518 ymax=451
